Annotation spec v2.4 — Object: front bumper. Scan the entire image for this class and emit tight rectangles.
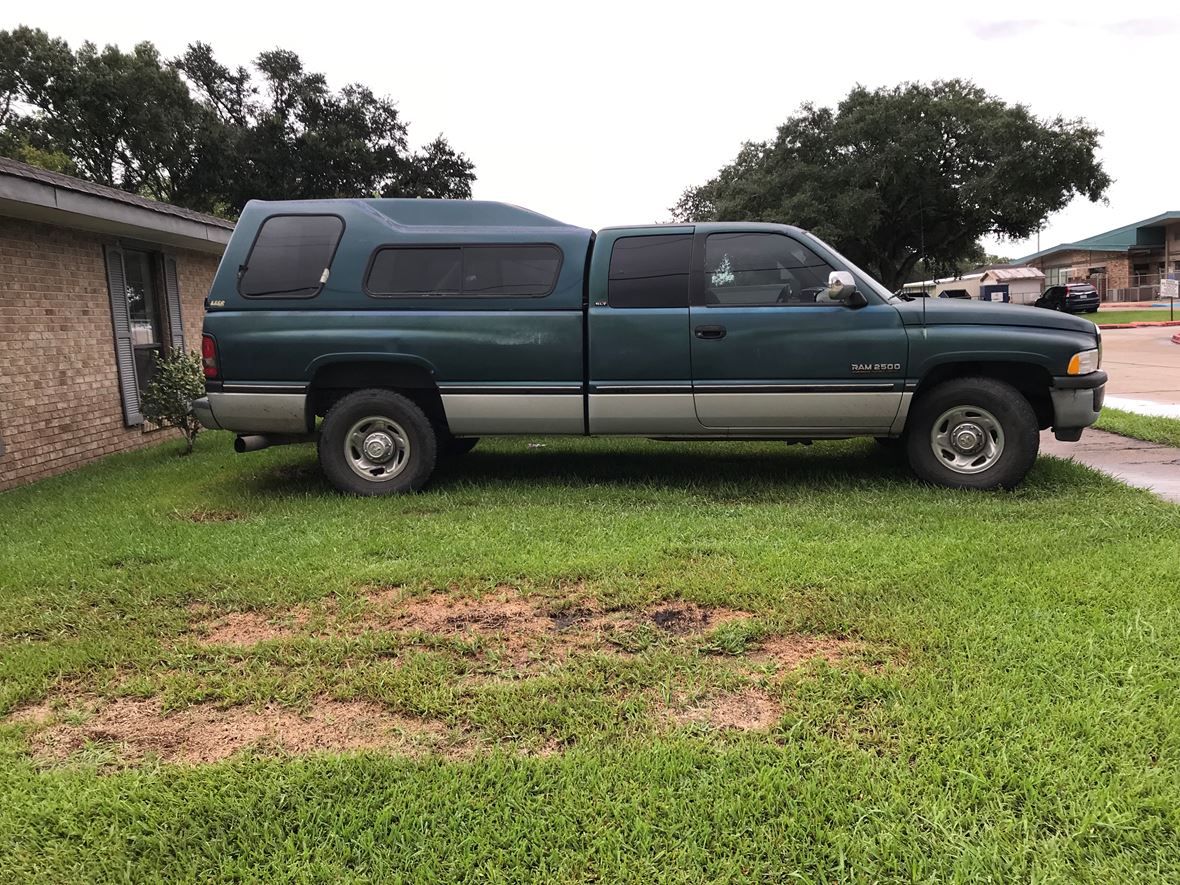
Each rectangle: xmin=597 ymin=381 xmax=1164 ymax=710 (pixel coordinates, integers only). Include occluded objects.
xmin=1049 ymin=371 xmax=1106 ymax=439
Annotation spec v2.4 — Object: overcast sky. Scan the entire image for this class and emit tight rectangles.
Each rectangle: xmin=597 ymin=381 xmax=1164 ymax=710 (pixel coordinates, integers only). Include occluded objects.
xmin=6 ymin=0 xmax=1179 ymax=261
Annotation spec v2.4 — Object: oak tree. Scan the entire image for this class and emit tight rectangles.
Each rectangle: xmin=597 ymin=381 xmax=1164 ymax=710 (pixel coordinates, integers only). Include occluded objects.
xmin=672 ymin=80 xmax=1110 ymax=291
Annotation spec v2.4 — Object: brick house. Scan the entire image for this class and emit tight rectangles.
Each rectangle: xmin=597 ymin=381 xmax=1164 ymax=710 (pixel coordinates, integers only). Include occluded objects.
xmin=1016 ymin=211 xmax=1180 ymax=302
xmin=0 ymin=158 xmax=231 ymax=491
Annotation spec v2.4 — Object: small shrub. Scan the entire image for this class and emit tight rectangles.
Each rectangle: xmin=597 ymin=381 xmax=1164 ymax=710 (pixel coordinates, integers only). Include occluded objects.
xmin=141 ymin=347 xmax=205 ymax=454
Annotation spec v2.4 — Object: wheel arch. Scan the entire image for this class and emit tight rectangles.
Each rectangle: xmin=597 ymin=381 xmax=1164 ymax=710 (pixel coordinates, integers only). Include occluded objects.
xmin=913 ymin=360 xmax=1054 ymax=430
xmin=305 ymin=354 xmax=449 ymax=430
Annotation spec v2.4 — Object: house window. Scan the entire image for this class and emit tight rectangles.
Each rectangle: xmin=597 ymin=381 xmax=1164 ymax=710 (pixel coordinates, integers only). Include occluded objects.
xmin=124 ymin=250 xmax=166 ymax=394
xmin=104 ymin=246 xmax=185 ymax=427
xmin=1045 ymin=266 xmax=1070 ymax=286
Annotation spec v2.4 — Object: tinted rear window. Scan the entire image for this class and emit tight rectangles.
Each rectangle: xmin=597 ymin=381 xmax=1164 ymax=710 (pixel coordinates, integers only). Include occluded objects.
xmin=367 ymin=245 xmax=561 ymax=297
xmin=608 ymin=235 xmax=692 ymax=308
xmin=239 ymin=215 xmax=343 ymax=298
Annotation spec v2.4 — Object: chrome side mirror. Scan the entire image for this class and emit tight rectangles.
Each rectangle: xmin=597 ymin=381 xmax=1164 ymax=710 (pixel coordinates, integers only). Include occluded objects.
xmin=825 ymin=270 xmax=865 ymax=307
xmin=827 ymin=270 xmax=855 ymax=294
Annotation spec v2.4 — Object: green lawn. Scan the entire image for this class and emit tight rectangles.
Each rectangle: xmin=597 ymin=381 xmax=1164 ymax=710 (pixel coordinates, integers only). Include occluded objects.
xmin=1091 ymin=308 xmax=1178 ymax=325
xmin=1097 ymin=407 xmax=1180 ymax=447
xmin=2 ymin=432 xmax=1179 ymax=882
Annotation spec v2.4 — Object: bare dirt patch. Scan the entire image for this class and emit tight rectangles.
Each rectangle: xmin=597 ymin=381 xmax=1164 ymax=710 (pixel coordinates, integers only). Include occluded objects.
xmin=9 ymin=698 xmax=70 ymax=727
xmin=192 ymin=590 xmax=757 ymax=662
xmin=748 ymin=634 xmax=855 ymax=670
xmin=26 ymin=697 xmax=447 ymax=764
xmin=663 ymin=689 xmax=781 ymax=731
xmin=196 ymin=611 xmax=307 ymax=646
xmin=646 ymin=602 xmax=748 ymax=634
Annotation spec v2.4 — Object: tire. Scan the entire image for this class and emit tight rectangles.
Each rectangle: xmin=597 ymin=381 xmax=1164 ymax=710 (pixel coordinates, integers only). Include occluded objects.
xmin=905 ymin=377 xmax=1039 ymax=490
xmin=438 ymin=434 xmax=479 ymax=460
xmin=318 ymin=389 xmax=437 ymax=495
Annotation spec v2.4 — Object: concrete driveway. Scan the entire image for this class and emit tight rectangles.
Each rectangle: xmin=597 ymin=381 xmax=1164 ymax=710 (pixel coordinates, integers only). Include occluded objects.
xmin=1041 ymin=430 xmax=1180 ymax=503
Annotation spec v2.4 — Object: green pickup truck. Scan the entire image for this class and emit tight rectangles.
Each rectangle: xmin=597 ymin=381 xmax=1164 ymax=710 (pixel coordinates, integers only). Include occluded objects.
xmin=193 ymin=199 xmax=1105 ymax=494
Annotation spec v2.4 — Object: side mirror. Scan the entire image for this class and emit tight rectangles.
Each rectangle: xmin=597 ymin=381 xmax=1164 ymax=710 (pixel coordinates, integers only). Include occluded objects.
xmin=825 ymin=270 xmax=866 ymax=308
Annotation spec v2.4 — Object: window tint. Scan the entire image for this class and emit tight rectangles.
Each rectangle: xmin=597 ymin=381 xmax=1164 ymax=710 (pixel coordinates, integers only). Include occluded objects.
xmin=704 ymin=233 xmax=834 ymax=306
xmin=366 ymin=245 xmax=561 ymax=297
xmin=607 ymin=235 xmax=692 ymax=308
xmin=369 ymin=248 xmax=462 ymax=294
xmin=461 ymin=246 xmax=561 ymax=295
xmin=240 ymin=215 xmax=343 ymax=298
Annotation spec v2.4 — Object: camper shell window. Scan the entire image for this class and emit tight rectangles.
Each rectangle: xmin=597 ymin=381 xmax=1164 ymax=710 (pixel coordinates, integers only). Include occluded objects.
xmin=365 ymin=244 xmax=562 ymax=297
xmin=239 ymin=214 xmax=344 ymax=299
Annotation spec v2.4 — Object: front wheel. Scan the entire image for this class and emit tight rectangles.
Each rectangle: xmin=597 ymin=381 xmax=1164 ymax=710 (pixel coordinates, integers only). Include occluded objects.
xmin=318 ymin=389 xmax=437 ymax=495
xmin=905 ymin=377 xmax=1039 ymax=490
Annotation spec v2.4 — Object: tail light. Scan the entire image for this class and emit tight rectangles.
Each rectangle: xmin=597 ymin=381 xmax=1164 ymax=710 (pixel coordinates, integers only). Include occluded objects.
xmin=201 ymin=333 xmax=219 ymax=378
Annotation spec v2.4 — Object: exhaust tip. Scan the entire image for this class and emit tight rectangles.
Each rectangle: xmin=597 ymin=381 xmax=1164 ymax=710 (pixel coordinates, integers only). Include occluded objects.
xmin=234 ymin=435 xmax=271 ymax=453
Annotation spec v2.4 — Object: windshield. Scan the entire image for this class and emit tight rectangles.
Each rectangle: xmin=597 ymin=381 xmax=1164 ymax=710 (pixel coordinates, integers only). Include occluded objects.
xmin=801 ymin=232 xmax=899 ymax=303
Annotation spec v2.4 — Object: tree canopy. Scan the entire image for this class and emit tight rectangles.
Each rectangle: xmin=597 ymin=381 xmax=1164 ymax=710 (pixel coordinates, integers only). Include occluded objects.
xmin=672 ymin=80 xmax=1110 ymax=291
xmin=0 ymin=27 xmax=475 ymax=216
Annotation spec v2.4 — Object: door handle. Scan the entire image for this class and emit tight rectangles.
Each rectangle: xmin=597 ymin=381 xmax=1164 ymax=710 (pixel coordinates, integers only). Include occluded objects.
xmin=695 ymin=325 xmax=727 ymax=340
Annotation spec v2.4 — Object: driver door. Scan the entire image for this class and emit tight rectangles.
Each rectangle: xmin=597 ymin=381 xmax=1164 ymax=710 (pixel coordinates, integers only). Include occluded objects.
xmin=689 ymin=230 xmax=908 ymax=431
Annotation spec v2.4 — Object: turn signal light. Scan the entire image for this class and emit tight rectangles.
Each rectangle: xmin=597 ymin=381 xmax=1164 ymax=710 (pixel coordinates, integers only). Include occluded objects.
xmin=201 ymin=333 xmax=219 ymax=378
xmin=1067 ymin=348 xmax=1100 ymax=375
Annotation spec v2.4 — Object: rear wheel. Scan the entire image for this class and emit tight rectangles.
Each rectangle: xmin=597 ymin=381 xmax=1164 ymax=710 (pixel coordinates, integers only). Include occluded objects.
xmin=905 ymin=377 xmax=1039 ymax=490
xmin=319 ymin=389 xmax=437 ymax=495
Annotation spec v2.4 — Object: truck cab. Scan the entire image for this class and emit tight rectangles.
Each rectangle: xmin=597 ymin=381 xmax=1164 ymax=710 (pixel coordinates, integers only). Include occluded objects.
xmin=194 ymin=199 xmax=1106 ymax=494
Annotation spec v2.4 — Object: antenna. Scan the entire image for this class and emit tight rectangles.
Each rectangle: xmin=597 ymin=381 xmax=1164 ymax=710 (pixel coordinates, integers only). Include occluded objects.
xmin=920 ymin=194 xmax=927 ymax=324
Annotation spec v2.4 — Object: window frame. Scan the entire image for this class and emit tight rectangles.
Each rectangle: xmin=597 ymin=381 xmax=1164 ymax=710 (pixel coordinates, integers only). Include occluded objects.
xmin=237 ymin=213 xmax=346 ymax=300
xmin=606 ymin=233 xmax=694 ymax=310
xmin=363 ymin=243 xmax=564 ymax=299
xmin=698 ymin=231 xmax=838 ymax=309
xmin=123 ymin=248 xmax=167 ymax=395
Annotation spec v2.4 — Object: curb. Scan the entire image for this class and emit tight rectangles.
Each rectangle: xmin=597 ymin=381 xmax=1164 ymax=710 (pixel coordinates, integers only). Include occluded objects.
xmin=1098 ymin=320 xmax=1180 ymax=329
xmin=1172 ymin=332 xmax=1180 ymax=346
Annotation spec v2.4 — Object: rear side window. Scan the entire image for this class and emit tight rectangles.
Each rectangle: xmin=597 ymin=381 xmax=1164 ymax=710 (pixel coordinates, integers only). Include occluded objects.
xmin=366 ymin=245 xmax=561 ymax=297
xmin=239 ymin=215 xmax=344 ymax=298
xmin=608 ymin=235 xmax=692 ymax=308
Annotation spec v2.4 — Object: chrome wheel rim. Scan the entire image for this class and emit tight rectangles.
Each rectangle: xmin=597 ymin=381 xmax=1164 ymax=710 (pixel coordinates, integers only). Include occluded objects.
xmin=344 ymin=416 xmax=411 ymax=481
xmin=930 ymin=406 xmax=1004 ymax=474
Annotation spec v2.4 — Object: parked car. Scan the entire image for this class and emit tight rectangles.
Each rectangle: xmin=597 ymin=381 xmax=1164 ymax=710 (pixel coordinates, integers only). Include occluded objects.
xmin=1035 ymin=284 xmax=1100 ymax=314
xmin=194 ymin=200 xmax=1106 ymax=494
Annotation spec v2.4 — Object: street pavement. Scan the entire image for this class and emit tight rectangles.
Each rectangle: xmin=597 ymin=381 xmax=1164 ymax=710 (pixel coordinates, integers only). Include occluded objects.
xmin=1040 ymin=325 xmax=1180 ymax=502
xmin=1098 ymin=326 xmax=1180 ymax=414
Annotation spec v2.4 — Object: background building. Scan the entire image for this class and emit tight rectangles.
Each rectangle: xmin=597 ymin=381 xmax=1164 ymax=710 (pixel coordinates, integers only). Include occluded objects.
xmin=978 ymin=267 xmax=1045 ymax=305
xmin=0 ymin=158 xmax=231 ymax=491
xmin=1015 ymin=211 xmax=1180 ymax=302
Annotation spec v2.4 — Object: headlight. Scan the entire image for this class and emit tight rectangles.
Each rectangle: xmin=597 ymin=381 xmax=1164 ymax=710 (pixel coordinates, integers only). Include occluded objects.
xmin=1067 ymin=348 xmax=1101 ymax=375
